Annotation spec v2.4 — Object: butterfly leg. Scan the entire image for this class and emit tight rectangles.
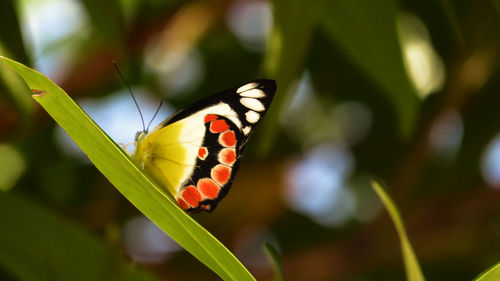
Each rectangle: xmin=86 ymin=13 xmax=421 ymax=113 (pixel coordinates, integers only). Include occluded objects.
xmin=119 ymin=142 xmax=134 ymax=156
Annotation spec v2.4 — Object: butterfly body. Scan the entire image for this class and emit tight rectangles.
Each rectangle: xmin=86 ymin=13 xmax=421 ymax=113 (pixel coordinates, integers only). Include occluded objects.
xmin=133 ymin=79 xmax=276 ymax=212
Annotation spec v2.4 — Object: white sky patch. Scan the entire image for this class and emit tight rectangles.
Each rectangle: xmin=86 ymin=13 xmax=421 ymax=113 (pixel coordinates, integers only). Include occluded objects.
xmin=20 ymin=0 xmax=88 ymax=78
xmin=55 ymin=89 xmax=173 ymax=162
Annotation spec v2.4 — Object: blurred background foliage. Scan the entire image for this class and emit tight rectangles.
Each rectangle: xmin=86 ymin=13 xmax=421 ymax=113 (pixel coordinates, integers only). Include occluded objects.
xmin=1 ymin=0 xmax=500 ymax=280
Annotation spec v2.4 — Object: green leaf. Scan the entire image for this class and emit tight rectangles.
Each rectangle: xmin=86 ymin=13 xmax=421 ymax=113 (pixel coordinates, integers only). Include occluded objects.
xmin=0 ymin=44 xmax=35 ymax=129
xmin=0 ymin=192 xmax=156 ymax=281
xmin=259 ymin=0 xmax=323 ymax=154
xmin=322 ymin=0 xmax=419 ymax=137
xmin=113 ymin=264 xmax=157 ymax=281
xmin=0 ymin=144 xmax=26 ymax=192
xmin=371 ymin=180 xmax=425 ymax=281
xmin=264 ymin=244 xmax=283 ymax=281
xmin=472 ymin=261 xmax=500 ymax=281
xmin=80 ymin=0 xmax=124 ymax=43
xmin=0 ymin=0 xmax=30 ymax=64
xmin=0 ymin=56 xmax=255 ymax=281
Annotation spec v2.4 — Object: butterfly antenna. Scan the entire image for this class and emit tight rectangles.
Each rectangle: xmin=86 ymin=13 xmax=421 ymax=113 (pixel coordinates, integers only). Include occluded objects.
xmin=146 ymin=100 xmax=163 ymax=132
xmin=112 ymin=61 xmax=146 ymax=132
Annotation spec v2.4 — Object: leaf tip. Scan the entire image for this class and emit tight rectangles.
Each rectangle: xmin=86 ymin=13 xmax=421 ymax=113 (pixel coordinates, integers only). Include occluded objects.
xmin=370 ymin=179 xmax=383 ymax=192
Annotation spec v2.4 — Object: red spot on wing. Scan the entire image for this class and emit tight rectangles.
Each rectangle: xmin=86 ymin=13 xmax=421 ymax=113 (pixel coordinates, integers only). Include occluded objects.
xmin=201 ymin=204 xmax=211 ymax=211
xmin=219 ymin=148 xmax=236 ymax=166
xmin=198 ymin=178 xmax=220 ymax=199
xmin=210 ymin=119 xmax=230 ymax=133
xmin=211 ymin=165 xmax=232 ymax=186
xmin=176 ymin=197 xmax=190 ymax=210
xmin=180 ymin=185 xmax=202 ymax=207
xmin=204 ymin=114 xmax=218 ymax=123
xmin=198 ymin=147 xmax=208 ymax=160
xmin=219 ymin=131 xmax=236 ymax=147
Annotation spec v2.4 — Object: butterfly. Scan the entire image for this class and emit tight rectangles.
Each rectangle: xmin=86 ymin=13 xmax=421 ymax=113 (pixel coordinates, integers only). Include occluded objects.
xmin=133 ymin=79 xmax=276 ymax=212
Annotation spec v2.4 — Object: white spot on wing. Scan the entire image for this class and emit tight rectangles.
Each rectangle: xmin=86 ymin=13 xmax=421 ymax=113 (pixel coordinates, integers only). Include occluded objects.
xmin=240 ymin=98 xmax=265 ymax=111
xmin=242 ymin=126 xmax=251 ymax=135
xmin=240 ymin=88 xmax=266 ymax=98
xmin=236 ymin=82 xmax=258 ymax=94
xmin=245 ymin=111 xmax=260 ymax=123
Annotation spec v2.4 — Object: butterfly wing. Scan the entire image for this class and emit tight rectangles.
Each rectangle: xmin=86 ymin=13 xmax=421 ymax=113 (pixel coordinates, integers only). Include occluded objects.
xmin=134 ymin=79 xmax=276 ymax=212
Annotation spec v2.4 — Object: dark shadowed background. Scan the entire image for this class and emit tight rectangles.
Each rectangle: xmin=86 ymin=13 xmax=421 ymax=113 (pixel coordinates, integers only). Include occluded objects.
xmin=1 ymin=0 xmax=500 ymax=280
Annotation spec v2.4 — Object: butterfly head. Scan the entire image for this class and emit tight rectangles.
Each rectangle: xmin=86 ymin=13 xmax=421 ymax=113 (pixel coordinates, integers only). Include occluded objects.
xmin=133 ymin=130 xmax=149 ymax=170
xmin=135 ymin=130 xmax=148 ymax=143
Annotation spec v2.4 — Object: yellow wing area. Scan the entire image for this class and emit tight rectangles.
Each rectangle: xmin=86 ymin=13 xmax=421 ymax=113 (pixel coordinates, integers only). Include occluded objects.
xmin=133 ymin=121 xmax=190 ymax=197
xmin=132 ymin=107 xmax=234 ymax=201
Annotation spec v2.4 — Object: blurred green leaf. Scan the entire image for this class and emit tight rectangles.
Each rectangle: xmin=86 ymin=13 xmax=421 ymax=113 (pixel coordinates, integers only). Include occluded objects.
xmin=440 ymin=0 xmax=465 ymax=48
xmin=0 ymin=46 xmax=35 ymax=129
xmin=371 ymin=180 xmax=425 ymax=281
xmin=472 ymin=261 xmax=500 ymax=281
xmin=260 ymin=0 xmax=323 ymax=153
xmin=492 ymin=0 xmax=500 ymax=17
xmin=264 ymin=243 xmax=283 ymax=281
xmin=112 ymin=265 xmax=157 ymax=281
xmin=80 ymin=0 xmax=124 ymax=43
xmin=0 ymin=56 xmax=255 ymax=281
xmin=0 ymin=192 xmax=155 ymax=281
xmin=0 ymin=0 xmax=30 ymax=64
xmin=322 ymin=0 xmax=419 ymax=136
xmin=0 ymin=144 xmax=25 ymax=192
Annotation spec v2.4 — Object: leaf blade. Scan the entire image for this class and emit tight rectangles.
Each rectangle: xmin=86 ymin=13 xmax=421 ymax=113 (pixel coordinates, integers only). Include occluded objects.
xmin=0 ymin=193 xmax=159 ymax=281
xmin=322 ymin=0 xmax=419 ymax=136
xmin=371 ymin=180 xmax=425 ymax=281
xmin=264 ymin=243 xmax=283 ymax=281
xmin=472 ymin=261 xmax=500 ymax=281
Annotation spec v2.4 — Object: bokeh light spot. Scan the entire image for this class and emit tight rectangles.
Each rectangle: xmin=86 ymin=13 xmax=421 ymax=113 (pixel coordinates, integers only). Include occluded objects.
xmin=428 ymin=110 xmax=464 ymax=161
xmin=0 ymin=144 xmax=26 ymax=192
xmin=284 ymin=144 xmax=356 ymax=226
xmin=481 ymin=134 xmax=500 ymax=188
xmin=331 ymin=102 xmax=373 ymax=146
xmin=398 ymin=12 xmax=445 ymax=99
xmin=145 ymin=48 xmax=203 ymax=95
xmin=226 ymin=0 xmax=272 ymax=52
xmin=122 ymin=216 xmax=181 ymax=264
